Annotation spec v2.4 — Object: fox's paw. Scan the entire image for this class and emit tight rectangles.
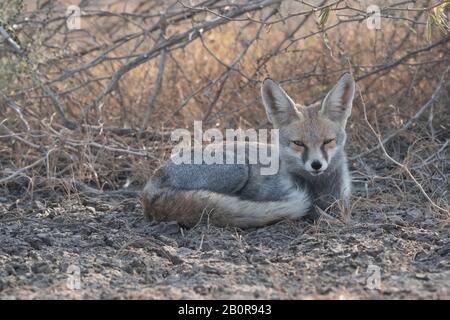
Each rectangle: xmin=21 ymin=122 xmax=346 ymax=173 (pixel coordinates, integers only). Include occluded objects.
xmin=304 ymin=207 xmax=320 ymax=223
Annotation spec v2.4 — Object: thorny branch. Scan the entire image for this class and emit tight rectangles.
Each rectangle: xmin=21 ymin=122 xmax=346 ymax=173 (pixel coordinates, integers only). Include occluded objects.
xmin=0 ymin=0 xmax=448 ymax=217
xmin=359 ymin=88 xmax=449 ymax=216
xmin=352 ymin=66 xmax=450 ymax=159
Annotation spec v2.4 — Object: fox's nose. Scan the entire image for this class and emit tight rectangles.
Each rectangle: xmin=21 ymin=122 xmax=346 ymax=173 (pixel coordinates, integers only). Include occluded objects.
xmin=311 ymin=161 xmax=322 ymax=171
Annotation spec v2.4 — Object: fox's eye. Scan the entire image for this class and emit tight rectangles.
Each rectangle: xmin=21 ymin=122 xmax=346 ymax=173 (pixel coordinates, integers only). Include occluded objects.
xmin=324 ymin=138 xmax=335 ymax=145
xmin=292 ymin=141 xmax=306 ymax=147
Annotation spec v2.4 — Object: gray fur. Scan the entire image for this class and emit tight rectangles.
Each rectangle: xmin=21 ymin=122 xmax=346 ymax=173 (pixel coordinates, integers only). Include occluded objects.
xmin=142 ymin=74 xmax=354 ymax=228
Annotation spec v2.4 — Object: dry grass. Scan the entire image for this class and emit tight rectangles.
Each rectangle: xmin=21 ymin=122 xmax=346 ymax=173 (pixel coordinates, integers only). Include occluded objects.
xmin=0 ymin=0 xmax=449 ymax=221
xmin=2 ymin=2 xmax=450 ymax=300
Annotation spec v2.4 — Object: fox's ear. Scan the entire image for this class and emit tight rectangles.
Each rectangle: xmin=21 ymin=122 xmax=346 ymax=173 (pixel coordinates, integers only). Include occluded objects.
xmin=320 ymin=73 xmax=355 ymax=127
xmin=261 ymin=78 xmax=298 ymax=126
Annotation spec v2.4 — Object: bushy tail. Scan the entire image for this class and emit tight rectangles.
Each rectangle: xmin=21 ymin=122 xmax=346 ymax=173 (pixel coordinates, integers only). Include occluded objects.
xmin=142 ymin=180 xmax=311 ymax=229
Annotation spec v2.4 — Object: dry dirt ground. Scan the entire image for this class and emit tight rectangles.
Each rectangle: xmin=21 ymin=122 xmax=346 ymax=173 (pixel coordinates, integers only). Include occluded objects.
xmin=0 ymin=179 xmax=449 ymax=300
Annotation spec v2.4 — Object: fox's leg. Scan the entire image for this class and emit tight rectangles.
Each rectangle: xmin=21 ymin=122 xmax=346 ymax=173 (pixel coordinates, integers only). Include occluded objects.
xmin=306 ymin=161 xmax=352 ymax=221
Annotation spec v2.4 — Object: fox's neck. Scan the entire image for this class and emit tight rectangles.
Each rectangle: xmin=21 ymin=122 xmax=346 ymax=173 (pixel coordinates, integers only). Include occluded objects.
xmin=281 ymin=149 xmax=346 ymax=194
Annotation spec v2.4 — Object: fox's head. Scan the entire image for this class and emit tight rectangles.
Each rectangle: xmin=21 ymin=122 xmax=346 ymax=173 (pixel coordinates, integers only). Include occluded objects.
xmin=261 ymin=73 xmax=355 ymax=177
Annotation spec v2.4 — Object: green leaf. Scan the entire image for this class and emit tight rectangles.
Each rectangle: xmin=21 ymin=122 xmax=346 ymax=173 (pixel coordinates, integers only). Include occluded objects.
xmin=318 ymin=7 xmax=330 ymax=29
xmin=431 ymin=2 xmax=450 ymax=34
xmin=426 ymin=15 xmax=433 ymax=41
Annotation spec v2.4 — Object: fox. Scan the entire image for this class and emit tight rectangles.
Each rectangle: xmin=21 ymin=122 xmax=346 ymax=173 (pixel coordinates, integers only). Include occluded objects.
xmin=142 ymin=73 xmax=355 ymax=228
